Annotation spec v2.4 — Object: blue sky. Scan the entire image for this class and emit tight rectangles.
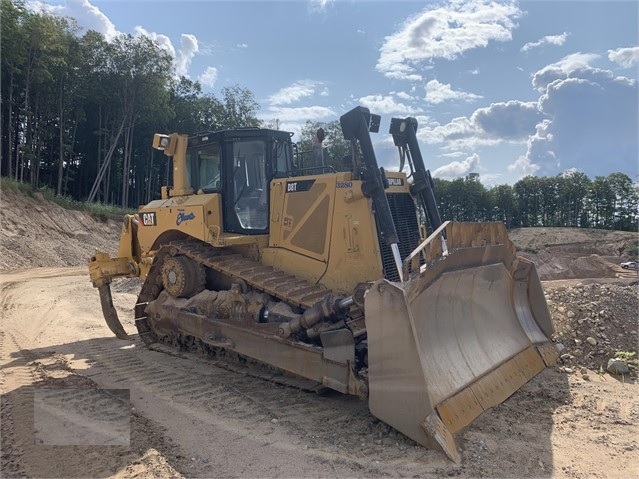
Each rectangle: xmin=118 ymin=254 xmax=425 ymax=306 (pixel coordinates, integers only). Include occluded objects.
xmin=27 ymin=0 xmax=638 ymax=186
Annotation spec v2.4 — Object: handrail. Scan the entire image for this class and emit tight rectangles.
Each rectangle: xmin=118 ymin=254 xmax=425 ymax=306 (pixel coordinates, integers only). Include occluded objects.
xmin=402 ymin=221 xmax=450 ymax=280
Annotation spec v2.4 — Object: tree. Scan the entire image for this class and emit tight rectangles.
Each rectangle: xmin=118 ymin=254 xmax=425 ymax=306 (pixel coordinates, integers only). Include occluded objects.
xmin=490 ymin=184 xmax=517 ymax=228
xmin=605 ymin=172 xmax=638 ymax=231
xmin=297 ymin=120 xmax=351 ymax=171
xmin=86 ymin=33 xmax=173 ymax=206
xmin=514 ymin=176 xmax=544 ymax=227
xmin=0 ymin=0 xmax=29 ymax=179
xmin=556 ymin=171 xmax=591 ymax=227
xmin=215 ymin=85 xmax=261 ymax=130
xmin=587 ymin=176 xmax=615 ymax=229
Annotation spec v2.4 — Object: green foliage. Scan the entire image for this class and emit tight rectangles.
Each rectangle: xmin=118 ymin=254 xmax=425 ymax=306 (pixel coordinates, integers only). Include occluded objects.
xmin=1 ymin=176 xmax=33 ymax=196
xmin=1 ymin=176 xmax=133 ymax=220
xmin=296 ymin=120 xmax=351 ymax=171
xmin=433 ymin=171 xmax=638 ymax=232
xmin=614 ymin=350 xmax=638 ymax=367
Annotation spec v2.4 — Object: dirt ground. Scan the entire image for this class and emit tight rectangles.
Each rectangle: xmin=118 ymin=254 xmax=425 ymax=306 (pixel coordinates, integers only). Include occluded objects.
xmin=1 ymin=190 xmax=637 ymax=478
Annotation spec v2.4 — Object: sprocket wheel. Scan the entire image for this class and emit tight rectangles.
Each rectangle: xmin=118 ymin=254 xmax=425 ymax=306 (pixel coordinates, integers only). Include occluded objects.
xmin=161 ymin=254 xmax=205 ymax=298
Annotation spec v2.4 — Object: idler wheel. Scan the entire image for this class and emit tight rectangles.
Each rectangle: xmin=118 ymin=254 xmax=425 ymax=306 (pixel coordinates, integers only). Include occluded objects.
xmin=161 ymin=255 xmax=205 ymax=298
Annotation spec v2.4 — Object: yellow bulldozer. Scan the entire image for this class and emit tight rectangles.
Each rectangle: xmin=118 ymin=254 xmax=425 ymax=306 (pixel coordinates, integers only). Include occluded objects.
xmin=88 ymin=106 xmax=557 ymax=461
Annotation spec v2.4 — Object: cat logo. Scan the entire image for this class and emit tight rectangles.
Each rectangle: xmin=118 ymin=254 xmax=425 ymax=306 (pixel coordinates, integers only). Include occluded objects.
xmin=387 ymin=177 xmax=404 ymax=187
xmin=141 ymin=212 xmax=157 ymax=226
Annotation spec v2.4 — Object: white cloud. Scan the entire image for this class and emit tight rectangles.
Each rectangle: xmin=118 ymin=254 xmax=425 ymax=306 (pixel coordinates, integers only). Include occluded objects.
xmin=523 ymin=67 xmax=637 ymax=177
xmin=521 ymin=32 xmax=569 ymax=52
xmin=176 ymin=34 xmax=199 ymax=77
xmin=26 ymin=0 xmax=118 ymax=41
xmin=508 ymin=156 xmax=540 ymax=177
xmin=134 ymin=26 xmax=175 ymax=57
xmin=135 ymin=28 xmax=199 ymax=78
xmin=560 ymin=167 xmax=580 ymax=178
xmin=425 ymin=79 xmax=483 ymax=104
xmin=479 ymin=173 xmax=503 ymax=186
xmin=531 ymin=52 xmax=600 ymax=91
xmin=198 ymin=67 xmax=218 ymax=88
xmin=433 ymin=153 xmax=480 ymax=179
xmin=264 ymin=106 xmax=336 ymax=122
xmin=471 ymin=100 xmax=542 ymax=140
xmin=268 ymin=80 xmax=323 ymax=106
xmin=417 ymin=100 xmax=540 ymax=152
xmin=358 ymin=94 xmax=420 ymax=115
xmin=309 ymin=0 xmax=334 ymax=14
xmin=237 ymin=43 xmax=248 ymax=49
xmin=377 ymin=0 xmax=521 ymax=80
xmin=419 ymin=117 xmax=477 ymax=146
xmin=608 ymin=46 xmax=639 ymax=68
xmin=395 ymin=91 xmax=415 ymax=101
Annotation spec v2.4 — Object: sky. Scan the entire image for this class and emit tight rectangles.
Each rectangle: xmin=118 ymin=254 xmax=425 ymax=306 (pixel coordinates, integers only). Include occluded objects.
xmin=26 ymin=0 xmax=639 ymax=186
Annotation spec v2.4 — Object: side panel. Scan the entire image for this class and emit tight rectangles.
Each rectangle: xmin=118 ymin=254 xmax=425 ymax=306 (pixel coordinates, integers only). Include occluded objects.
xmin=269 ymin=175 xmax=336 ymax=261
xmin=136 ymin=194 xmax=223 ymax=253
xmin=321 ymin=174 xmax=385 ymax=293
xmin=265 ymin=172 xmax=386 ymax=294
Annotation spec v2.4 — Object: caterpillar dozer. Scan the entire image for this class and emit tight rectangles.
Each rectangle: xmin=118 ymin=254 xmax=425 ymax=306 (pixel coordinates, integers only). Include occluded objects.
xmin=88 ymin=106 xmax=557 ymax=461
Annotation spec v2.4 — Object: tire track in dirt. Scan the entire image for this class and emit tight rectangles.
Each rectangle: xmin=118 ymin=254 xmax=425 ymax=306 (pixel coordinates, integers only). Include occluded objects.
xmin=64 ymin=333 xmax=436 ymax=473
xmin=0 ymin=272 xmax=189 ymax=478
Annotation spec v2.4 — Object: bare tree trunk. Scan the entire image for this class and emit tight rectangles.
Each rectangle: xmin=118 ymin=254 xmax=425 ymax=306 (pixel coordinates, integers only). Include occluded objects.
xmin=30 ymin=96 xmax=40 ymax=188
xmin=97 ymin=106 xmax=103 ymax=201
xmin=64 ymin=113 xmax=79 ymax=196
xmin=146 ymin=146 xmax=154 ymax=203
xmin=87 ymin=113 xmax=127 ymax=203
xmin=2 ymin=69 xmax=14 ymax=178
xmin=121 ymin=125 xmax=130 ymax=207
xmin=13 ymin=115 xmax=20 ymax=181
xmin=56 ymin=75 xmax=65 ymax=195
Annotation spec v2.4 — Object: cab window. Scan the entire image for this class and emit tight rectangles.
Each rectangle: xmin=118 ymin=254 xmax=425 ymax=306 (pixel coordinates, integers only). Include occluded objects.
xmin=187 ymin=143 xmax=221 ymax=192
xmin=232 ymin=140 xmax=268 ymax=230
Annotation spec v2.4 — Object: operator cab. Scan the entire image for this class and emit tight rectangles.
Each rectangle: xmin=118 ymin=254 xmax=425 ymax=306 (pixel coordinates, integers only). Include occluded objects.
xmin=186 ymin=129 xmax=295 ymax=235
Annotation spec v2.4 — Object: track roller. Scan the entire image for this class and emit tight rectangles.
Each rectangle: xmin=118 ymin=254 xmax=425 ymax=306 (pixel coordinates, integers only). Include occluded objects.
xmin=161 ymin=254 xmax=205 ymax=298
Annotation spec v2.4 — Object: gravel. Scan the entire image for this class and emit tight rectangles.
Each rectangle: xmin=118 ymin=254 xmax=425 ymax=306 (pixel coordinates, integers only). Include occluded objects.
xmin=546 ymin=281 xmax=638 ymax=379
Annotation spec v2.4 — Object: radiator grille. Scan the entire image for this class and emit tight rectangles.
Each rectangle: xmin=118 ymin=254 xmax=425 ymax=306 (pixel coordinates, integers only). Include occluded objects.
xmin=376 ymin=193 xmax=422 ymax=282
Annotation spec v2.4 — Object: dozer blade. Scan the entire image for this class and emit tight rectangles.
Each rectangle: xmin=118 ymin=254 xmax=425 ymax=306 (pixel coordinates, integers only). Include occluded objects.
xmin=365 ymin=222 xmax=558 ymax=462
xmin=98 ymin=284 xmax=129 ymax=339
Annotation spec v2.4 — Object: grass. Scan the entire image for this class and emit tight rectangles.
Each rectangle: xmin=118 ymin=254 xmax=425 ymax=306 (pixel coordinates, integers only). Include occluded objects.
xmin=1 ymin=176 xmax=135 ymax=221
xmin=614 ymin=350 xmax=638 ymax=368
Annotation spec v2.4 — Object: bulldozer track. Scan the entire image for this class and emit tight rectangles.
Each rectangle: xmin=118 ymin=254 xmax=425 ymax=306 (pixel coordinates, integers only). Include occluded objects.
xmin=133 ymin=237 xmax=363 ymax=352
xmin=128 ymin=239 xmax=362 ymax=393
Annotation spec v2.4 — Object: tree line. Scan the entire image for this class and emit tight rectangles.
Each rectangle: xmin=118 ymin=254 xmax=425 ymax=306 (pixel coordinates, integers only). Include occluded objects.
xmin=434 ymin=172 xmax=637 ymax=232
xmin=1 ymin=0 xmax=260 ymax=207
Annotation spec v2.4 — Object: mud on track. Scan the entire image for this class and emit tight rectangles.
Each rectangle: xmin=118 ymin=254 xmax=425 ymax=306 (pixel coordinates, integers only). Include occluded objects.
xmin=1 ymin=268 xmax=637 ymax=478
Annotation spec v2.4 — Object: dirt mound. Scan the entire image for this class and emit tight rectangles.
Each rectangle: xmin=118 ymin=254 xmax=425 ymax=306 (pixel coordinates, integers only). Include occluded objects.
xmin=509 ymin=227 xmax=638 ymax=256
xmin=0 ymin=190 xmax=121 ymax=271
xmin=511 ymin=227 xmax=638 ymax=281
xmin=520 ymin=250 xmax=620 ymax=280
